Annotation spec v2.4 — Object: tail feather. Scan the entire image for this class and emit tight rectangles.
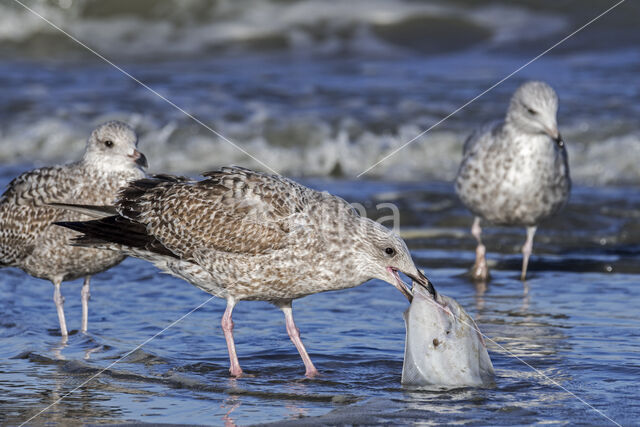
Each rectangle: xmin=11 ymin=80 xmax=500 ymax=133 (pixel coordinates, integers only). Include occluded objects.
xmin=55 ymin=216 xmax=177 ymax=258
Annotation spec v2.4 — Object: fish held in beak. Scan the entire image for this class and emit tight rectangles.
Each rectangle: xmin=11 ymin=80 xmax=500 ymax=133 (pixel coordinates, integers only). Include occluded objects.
xmin=401 ymin=281 xmax=494 ymax=388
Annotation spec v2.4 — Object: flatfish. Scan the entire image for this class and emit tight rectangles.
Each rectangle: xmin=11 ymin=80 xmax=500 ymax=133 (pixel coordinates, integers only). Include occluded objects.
xmin=402 ymin=282 xmax=494 ymax=387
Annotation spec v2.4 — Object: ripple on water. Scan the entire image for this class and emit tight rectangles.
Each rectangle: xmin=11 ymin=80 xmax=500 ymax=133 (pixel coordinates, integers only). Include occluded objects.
xmin=1 ymin=181 xmax=639 ymax=425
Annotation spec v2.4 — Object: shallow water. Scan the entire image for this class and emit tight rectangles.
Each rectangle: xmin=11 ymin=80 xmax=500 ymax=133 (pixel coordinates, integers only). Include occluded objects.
xmin=1 ymin=177 xmax=639 ymax=426
xmin=1 ymin=1 xmax=639 ymax=425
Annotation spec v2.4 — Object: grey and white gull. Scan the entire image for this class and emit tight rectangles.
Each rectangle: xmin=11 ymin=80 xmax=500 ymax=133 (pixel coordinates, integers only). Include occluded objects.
xmin=56 ymin=166 xmax=435 ymax=378
xmin=455 ymin=81 xmax=571 ymax=281
xmin=0 ymin=121 xmax=147 ymax=338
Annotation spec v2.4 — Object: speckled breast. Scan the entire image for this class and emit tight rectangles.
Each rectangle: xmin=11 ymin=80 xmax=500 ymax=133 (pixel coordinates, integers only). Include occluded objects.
xmin=456 ymin=139 xmax=570 ymax=227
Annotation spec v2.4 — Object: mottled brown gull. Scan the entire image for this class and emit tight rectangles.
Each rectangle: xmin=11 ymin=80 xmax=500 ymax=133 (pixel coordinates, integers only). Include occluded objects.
xmin=0 ymin=121 xmax=147 ymax=338
xmin=455 ymin=81 xmax=571 ymax=281
xmin=56 ymin=166 xmax=435 ymax=378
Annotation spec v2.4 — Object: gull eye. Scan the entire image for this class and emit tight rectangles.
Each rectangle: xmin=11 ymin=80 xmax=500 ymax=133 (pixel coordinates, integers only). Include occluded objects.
xmin=526 ymin=107 xmax=537 ymax=115
xmin=384 ymin=247 xmax=395 ymax=256
xmin=104 ymin=140 xmax=114 ymax=148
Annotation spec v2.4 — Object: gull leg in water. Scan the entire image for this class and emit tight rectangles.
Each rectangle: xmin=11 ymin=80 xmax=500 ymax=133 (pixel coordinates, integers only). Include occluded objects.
xmin=278 ymin=300 xmax=318 ymax=378
xmin=521 ymin=226 xmax=537 ymax=281
xmin=221 ymin=298 xmax=243 ymax=377
xmin=81 ymin=276 xmax=91 ymax=333
xmin=52 ymin=277 xmax=68 ymax=340
xmin=471 ymin=217 xmax=489 ymax=281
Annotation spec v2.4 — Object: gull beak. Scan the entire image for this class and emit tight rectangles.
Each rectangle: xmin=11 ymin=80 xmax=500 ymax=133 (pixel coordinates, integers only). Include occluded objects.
xmin=546 ymin=127 xmax=564 ymax=148
xmin=130 ymin=149 xmax=148 ymax=168
xmin=407 ymin=269 xmax=437 ymax=300
xmin=387 ymin=267 xmax=413 ymax=302
xmin=554 ymin=132 xmax=564 ymax=147
xmin=387 ymin=267 xmax=437 ymax=303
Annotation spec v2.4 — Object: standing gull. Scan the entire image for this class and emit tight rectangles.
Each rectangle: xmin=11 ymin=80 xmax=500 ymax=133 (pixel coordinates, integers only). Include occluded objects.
xmin=455 ymin=81 xmax=570 ymax=281
xmin=0 ymin=121 xmax=147 ymax=338
xmin=56 ymin=166 xmax=435 ymax=378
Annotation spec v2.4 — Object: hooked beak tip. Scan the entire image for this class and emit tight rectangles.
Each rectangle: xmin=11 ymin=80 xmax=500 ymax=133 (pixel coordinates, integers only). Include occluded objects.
xmin=133 ymin=150 xmax=148 ymax=168
xmin=415 ymin=269 xmax=438 ymax=300
xmin=390 ymin=267 xmax=438 ymax=303
xmin=554 ymin=134 xmax=564 ymax=147
xmin=548 ymin=129 xmax=563 ymax=147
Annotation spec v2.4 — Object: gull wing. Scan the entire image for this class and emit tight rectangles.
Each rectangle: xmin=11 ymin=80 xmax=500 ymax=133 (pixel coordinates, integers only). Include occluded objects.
xmin=115 ymin=167 xmax=328 ymax=260
xmin=0 ymin=165 xmax=82 ymax=265
xmin=462 ymin=120 xmax=503 ymax=156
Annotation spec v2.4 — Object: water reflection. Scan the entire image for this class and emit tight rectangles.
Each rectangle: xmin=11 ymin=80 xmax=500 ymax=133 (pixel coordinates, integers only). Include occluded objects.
xmin=51 ymin=337 xmax=67 ymax=361
xmin=284 ymin=382 xmax=310 ymax=420
xmin=221 ymin=395 xmax=240 ymax=427
xmin=473 ymin=280 xmax=488 ymax=312
xmin=2 ymin=357 xmax=125 ymax=425
xmin=83 ymin=345 xmax=103 ymax=360
xmin=521 ymin=281 xmax=530 ymax=312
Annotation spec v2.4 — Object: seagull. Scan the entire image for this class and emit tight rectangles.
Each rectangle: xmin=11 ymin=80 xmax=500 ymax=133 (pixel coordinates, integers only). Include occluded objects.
xmin=0 ymin=121 xmax=147 ymax=339
xmin=55 ymin=166 xmax=435 ymax=378
xmin=455 ymin=81 xmax=571 ymax=281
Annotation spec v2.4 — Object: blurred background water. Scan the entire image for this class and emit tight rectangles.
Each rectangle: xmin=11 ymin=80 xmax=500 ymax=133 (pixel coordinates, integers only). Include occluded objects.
xmin=0 ymin=0 xmax=639 ymax=425
xmin=0 ymin=0 xmax=639 ymax=183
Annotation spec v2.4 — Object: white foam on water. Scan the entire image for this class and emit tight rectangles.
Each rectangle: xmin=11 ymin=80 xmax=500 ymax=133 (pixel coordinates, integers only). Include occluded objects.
xmin=1 ymin=113 xmax=637 ymax=185
xmin=570 ymin=133 xmax=640 ymax=185
xmin=470 ymin=5 xmax=566 ymax=46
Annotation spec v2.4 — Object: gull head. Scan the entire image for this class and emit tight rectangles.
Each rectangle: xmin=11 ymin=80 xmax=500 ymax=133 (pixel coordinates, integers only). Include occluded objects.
xmin=506 ymin=81 xmax=562 ymax=145
xmin=83 ymin=121 xmax=148 ymax=170
xmin=355 ymin=218 xmax=436 ymax=301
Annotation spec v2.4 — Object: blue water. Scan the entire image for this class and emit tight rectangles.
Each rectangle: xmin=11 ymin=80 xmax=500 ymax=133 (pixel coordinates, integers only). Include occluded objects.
xmin=1 ymin=178 xmax=639 ymax=426
xmin=0 ymin=1 xmax=639 ymax=183
xmin=1 ymin=1 xmax=639 ymax=425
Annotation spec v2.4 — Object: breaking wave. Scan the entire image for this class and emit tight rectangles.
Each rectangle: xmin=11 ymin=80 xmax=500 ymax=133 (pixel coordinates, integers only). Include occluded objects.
xmin=0 ymin=0 xmax=638 ymax=185
xmin=0 ymin=0 xmax=571 ymax=58
xmin=0 ymin=113 xmax=638 ymax=185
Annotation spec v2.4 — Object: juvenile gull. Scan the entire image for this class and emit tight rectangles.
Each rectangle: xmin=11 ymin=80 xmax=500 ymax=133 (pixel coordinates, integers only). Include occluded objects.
xmin=0 ymin=121 xmax=147 ymax=338
xmin=455 ymin=81 xmax=570 ymax=281
xmin=56 ymin=166 xmax=435 ymax=378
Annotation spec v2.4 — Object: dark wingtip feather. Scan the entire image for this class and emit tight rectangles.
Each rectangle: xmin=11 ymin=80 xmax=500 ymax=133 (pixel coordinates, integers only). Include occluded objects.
xmin=54 ymin=220 xmax=90 ymax=232
xmin=49 ymin=203 xmax=118 ymax=218
xmin=55 ymin=216 xmax=177 ymax=258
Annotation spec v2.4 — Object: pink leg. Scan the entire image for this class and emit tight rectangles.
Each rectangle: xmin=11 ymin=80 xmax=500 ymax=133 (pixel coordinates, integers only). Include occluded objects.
xmin=279 ymin=301 xmax=318 ymax=378
xmin=53 ymin=278 xmax=69 ymax=341
xmin=81 ymin=276 xmax=91 ymax=333
xmin=470 ymin=217 xmax=489 ymax=281
xmin=521 ymin=226 xmax=537 ymax=281
xmin=221 ymin=299 xmax=243 ymax=377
